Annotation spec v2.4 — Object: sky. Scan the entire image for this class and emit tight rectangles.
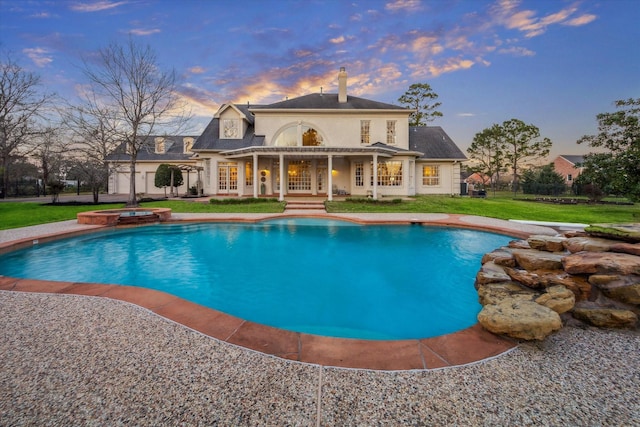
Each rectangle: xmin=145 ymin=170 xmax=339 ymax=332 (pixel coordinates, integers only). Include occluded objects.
xmin=1 ymin=0 xmax=639 ymax=160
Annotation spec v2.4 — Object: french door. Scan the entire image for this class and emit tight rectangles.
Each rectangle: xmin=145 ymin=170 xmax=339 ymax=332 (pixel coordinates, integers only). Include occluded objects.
xmin=218 ymin=162 xmax=238 ymax=194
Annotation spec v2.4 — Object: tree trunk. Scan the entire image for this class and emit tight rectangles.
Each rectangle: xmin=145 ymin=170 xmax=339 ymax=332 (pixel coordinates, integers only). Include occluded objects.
xmin=127 ymin=157 xmax=138 ymax=207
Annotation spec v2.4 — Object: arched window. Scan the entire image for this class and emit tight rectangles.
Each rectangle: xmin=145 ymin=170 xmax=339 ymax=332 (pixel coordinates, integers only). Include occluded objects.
xmin=273 ymin=124 xmax=324 ymax=147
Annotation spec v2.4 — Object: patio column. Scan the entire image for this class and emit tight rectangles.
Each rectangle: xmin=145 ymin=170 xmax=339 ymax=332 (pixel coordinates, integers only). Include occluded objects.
xmin=279 ymin=153 xmax=285 ymax=202
xmin=327 ymin=154 xmax=333 ymax=201
xmin=372 ymin=153 xmax=378 ymax=200
xmin=253 ymin=153 xmax=259 ymax=198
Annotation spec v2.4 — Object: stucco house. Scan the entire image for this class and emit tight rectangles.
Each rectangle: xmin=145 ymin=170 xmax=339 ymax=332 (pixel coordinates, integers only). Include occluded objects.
xmin=108 ymin=68 xmax=467 ymax=199
xmin=553 ymin=155 xmax=584 ymax=186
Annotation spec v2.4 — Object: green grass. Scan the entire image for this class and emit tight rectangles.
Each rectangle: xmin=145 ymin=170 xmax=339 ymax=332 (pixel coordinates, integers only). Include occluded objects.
xmin=326 ymin=194 xmax=638 ymax=224
xmin=1 ymin=193 xmax=637 ymax=230
xmin=0 ymin=199 xmax=286 ymax=230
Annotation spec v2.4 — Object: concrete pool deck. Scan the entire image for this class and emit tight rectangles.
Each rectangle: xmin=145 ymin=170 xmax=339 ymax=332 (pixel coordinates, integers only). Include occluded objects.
xmin=1 ymin=213 xmax=639 ymax=424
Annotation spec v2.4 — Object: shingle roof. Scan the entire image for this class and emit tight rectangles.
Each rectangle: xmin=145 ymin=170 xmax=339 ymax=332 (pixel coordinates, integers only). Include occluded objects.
xmin=251 ymin=93 xmax=408 ymax=111
xmin=192 ymin=112 xmax=264 ymax=151
xmin=106 ymin=135 xmax=199 ymax=162
xmin=558 ymin=155 xmax=585 ymax=165
xmin=409 ymin=126 xmax=467 ymax=160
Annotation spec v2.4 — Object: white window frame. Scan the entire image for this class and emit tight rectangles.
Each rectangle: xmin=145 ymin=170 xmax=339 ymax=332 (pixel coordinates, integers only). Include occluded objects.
xmin=360 ymin=120 xmax=370 ymax=145
xmin=386 ymin=120 xmax=396 ymax=145
xmin=422 ymin=165 xmax=440 ymax=186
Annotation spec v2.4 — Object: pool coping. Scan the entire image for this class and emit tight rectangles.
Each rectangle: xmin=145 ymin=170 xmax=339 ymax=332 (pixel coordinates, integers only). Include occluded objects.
xmin=0 ymin=213 xmax=556 ymax=370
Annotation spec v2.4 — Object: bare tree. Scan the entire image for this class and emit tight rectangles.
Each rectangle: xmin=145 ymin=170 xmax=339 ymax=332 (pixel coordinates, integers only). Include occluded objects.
xmin=61 ymin=94 xmax=121 ymax=202
xmin=0 ymin=51 xmax=51 ymax=198
xmin=31 ymin=126 xmax=69 ymax=197
xmin=79 ymin=38 xmax=189 ymax=206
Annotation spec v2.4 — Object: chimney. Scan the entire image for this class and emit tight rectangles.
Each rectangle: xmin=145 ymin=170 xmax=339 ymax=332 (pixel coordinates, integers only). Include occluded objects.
xmin=338 ymin=67 xmax=347 ymax=103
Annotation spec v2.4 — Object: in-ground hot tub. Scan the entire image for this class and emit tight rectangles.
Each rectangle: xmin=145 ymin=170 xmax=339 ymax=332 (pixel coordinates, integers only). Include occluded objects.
xmin=77 ymin=208 xmax=172 ymax=226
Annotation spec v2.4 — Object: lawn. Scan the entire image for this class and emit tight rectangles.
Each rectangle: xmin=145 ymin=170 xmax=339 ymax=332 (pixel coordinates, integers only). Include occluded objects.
xmin=0 ymin=193 xmax=637 ymax=230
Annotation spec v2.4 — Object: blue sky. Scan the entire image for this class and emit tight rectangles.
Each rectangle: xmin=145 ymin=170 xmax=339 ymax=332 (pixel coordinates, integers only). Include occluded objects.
xmin=1 ymin=0 xmax=639 ymax=159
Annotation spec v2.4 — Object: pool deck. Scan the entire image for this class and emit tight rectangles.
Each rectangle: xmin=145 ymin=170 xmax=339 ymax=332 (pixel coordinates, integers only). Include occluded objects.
xmin=1 ymin=213 xmax=639 ymax=424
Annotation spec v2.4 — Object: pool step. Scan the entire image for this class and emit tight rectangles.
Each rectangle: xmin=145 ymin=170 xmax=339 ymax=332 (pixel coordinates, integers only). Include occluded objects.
xmin=284 ymin=201 xmax=326 ymax=212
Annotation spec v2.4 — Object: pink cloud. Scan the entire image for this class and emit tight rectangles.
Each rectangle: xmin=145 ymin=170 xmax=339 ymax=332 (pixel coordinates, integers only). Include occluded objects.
xmin=70 ymin=1 xmax=127 ymax=12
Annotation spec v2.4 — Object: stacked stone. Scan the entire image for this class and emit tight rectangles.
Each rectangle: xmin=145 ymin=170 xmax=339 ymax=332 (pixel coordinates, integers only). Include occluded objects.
xmin=475 ymin=224 xmax=640 ymax=341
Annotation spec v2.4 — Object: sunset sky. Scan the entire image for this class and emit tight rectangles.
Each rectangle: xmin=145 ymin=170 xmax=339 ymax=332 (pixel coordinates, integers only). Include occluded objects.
xmin=1 ymin=0 xmax=639 ymax=159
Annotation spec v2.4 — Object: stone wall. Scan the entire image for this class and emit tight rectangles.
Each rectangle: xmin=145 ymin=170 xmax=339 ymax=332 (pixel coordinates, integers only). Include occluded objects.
xmin=475 ymin=224 xmax=640 ymax=340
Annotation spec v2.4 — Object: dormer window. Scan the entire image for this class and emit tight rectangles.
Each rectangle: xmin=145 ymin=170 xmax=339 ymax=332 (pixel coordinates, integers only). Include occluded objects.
xmin=223 ymin=119 xmax=240 ymax=138
xmin=155 ymin=137 xmax=165 ymax=154
xmin=183 ymin=137 xmax=194 ymax=153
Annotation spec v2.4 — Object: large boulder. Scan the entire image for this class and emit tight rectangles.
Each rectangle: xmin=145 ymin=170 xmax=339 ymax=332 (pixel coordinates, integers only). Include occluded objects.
xmin=477 ymin=299 xmax=562 ymax=341
xmin=527 ymin=235 xmax=567 ymax=252
xmin=512 ymin=249 xmax=565 ymax=271
xmin=589 ymin=274 xmax=640 ymax=305
xmin=477 ymin=282 xmax=537 ymax=306
xmin=481 ymin=249 xmax=516 ymax=267
xmin=572 ymin=307 xmax=638 ymax=328
xmin=535 ymin=285 xmax=575 ymax=314
xmin=563 ymin=252 xmax=640 ymax=275
xmin=563 ymin=236 xmax=615 ymax=253
xmin=610 ymin=242 xmax=640 ymax=257
xmin=475 ymin=261 xmax=511 ymax=287
xmin=585 ymin=223 xmax=640 ymax=243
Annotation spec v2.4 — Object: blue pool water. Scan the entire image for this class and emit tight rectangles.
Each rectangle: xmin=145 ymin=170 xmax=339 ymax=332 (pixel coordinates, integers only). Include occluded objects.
xmin=0 ymin=220 xmax=512 ymax=340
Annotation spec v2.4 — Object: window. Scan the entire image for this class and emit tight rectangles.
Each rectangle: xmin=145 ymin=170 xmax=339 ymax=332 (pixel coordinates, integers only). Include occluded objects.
xmin=422 ymin=165 xmax=440 ymax=186
xmin=354 ymin=162 xmax=364 ymax=187
xmin=567 ymin=174 xmax=573 ymax=182
xmin=274 ymin=124 xmax=324 ymax=146
xmin=222 ymin=119 xmax=240 ymax=138
xmin=360 ymin=120 xmax=370 ymax=145
xmin=183 ymin=137 xmax=194 ymax=153
xmin=155 ymin=137 xmax=165 ymax=154
xmin=245 ymin=162 xmax=253 ymax=186
xmin=287 ymin=160 xmax=311 ymax=191
xmin=386 ymin=121 xmax=396 ymax=145
xmin=372 ymin=161 xmax=403 ymax=186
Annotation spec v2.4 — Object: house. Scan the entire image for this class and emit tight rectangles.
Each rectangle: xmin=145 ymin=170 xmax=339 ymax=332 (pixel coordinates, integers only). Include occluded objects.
xmin=108 ymin=68 xmax=467 ymax=199
xmin=553 ymin=155 xmax=585 ymax=186
xmin=107 ymin=135 xmax=200 ymax=195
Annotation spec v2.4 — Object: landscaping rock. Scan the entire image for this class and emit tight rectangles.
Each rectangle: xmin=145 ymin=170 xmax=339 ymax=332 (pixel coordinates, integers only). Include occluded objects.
xmin=512 ymin=249 xmax=565 ymax=271
xmin=610 ymin=242 xmax=640 ymax=257
xmin=585 ymin=223 xmax=640 ymax=243
xmin=563 ymin=252 xmax=640 ymax=275
xmin=563 ymin=236 xmax=615 ymax=253
xmin=527 ymin=235 xmax=567 ymax=252
xmin=504 ymin=267 xmax=547 ymax=290
xmin=572 ymin=307 xmax=638 ymax=328
xmin=481 ymin=249 xmax=516 ymax=267
xmin=508 ymin=239 xmax=531 ymax=250
xmin=535 ymin=285 xmax=575 ymax=314
xmin=475 ymin=261 xmax=511 ymax=287
xmin=477 ymin=282 xmax=537 ymax=306
xmin=589 ymin=274 xmax=640 ymax=305
xmin=477 ymin=299 xmax=562 ymax=341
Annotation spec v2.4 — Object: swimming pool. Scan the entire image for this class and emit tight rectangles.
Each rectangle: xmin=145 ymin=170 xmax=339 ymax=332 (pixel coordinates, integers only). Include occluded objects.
xmin=0 ymin=219 xmax=512 ymax=340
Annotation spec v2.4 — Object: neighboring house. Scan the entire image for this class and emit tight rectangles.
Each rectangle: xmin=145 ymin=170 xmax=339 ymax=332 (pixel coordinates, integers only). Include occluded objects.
xmin=108 ymin=68 xmax=467 ymax=199
xmin=553 ymin=155 xmax=585 ymax=186
xmin=107 ymin=135 xmax=200 ymax=195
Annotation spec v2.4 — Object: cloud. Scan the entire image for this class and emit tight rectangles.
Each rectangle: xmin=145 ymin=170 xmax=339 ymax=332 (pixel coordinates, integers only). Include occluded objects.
xmin=457 ymin=113 xmax=476 ymax=117
xmin=330 ymin=36 xmax=345 ymax=44
xmin=497 ymin=46 xmax=535 ymax=57
xmin=30 ymin=12 xmax=51 ymax=18
xmin=22 ymin=47 xmax=53 ymax=67
xmin=385 ymin=0 xmax=424 ymax=13
xmin=564 ymin=14 xmax=597 ymax=26
xmin=129 ymin=28 xmax=161 ymax=36
xmin=70 ymin=1 xmax=127 ymax=12
xmin=188 ymin=66 xmax=206 ymax=74
xmin=409 ymin=57 xmax=475 ymax=78
xmin=490 ymin=0 xmax=597 ymax=38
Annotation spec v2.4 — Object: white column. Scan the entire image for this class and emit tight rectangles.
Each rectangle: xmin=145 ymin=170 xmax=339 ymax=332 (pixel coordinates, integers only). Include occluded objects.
xmin=327 ymin=154 xmax=333 ymax=201
xmin=253 ymin=153 xmax=259 ymax=198
xmin=373 ymin=154 xmax=378 ymax=200
xmin=279 ymin=153 xmax=285 ymax=202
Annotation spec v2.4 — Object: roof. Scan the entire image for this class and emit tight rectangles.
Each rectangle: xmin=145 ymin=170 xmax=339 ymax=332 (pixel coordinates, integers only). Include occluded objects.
xmin=557 ymin=155 xmax=585 ymax=165
xmin=251 ymin=93 xmax=408 ymax=111
xmin=106 ymin=135 xmax=199 ymax=162
xmin=409 ymin=126 xmax=467 ymax=160
xmin=192 ymin=112 xmax=264 ymax=151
